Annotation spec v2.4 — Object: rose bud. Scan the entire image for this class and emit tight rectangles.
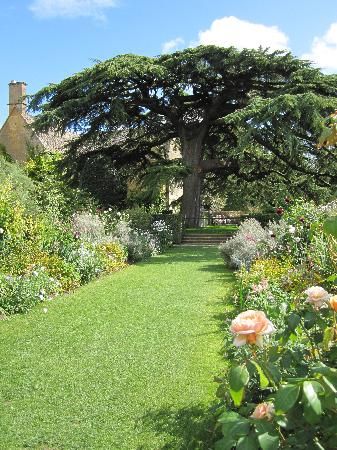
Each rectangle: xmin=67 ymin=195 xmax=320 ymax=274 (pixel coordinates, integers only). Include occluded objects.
xmin=329 ymin=295 xmax=337 ymax=312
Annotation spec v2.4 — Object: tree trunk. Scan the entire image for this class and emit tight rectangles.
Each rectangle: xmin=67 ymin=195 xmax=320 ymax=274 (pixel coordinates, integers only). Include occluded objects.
xmin=180 ymin=126 xmax=207 ymax=228
xmin=182 ymin=171 xmax=202 ymax=227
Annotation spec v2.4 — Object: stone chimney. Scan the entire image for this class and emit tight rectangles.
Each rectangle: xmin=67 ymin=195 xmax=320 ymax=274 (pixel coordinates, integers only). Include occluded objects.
xmin=8 ymin=81 xmax=27 ymax=115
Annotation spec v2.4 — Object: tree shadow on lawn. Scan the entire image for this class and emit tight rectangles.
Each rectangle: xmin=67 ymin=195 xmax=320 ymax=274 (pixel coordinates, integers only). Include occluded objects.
xmin=137 ymin=247 xmax=234 ymax=278
xmin=137 ymin=247 xmax=220 ymax=266
xmin=197 ymin=264 xmax=234 ymax=282
xmin=138 ymin=404 xmax=219 ymax=450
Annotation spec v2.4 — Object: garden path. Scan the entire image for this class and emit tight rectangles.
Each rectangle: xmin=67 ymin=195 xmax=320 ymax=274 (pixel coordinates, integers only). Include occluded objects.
xmin=0 ymin=246 xmax=233 ymax=450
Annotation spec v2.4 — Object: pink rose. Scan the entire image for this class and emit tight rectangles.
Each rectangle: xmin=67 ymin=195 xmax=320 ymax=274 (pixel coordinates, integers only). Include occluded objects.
xmin=230 ymin=310 xmax=275 ymax=347
xmin=251 ymin=402 xmax=274 ymax=420
xmin=252 ymin=279 xmax=269 ymax=293
xmin=304 ymin=286 xmax=331 ymax=309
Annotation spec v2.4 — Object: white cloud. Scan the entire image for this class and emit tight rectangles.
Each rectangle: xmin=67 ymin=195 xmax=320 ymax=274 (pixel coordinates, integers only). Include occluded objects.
xmin=29 ymin=0 xmax=117 ymax=20
xmin=162 ymin=37 xmax=185 ymax=54
xmin=302 ymin=23 xmax=337 ymax=73
xmin=198 ymin=16 xmax=289 ymax=51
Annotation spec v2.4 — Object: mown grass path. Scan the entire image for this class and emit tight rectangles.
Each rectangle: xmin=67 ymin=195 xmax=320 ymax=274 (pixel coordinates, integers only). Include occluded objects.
xmin=0 ymin=246 xmax=233 ymax=450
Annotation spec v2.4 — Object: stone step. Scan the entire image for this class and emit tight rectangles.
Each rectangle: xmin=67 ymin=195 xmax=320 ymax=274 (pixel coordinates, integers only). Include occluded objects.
xmin=183 ymin=233 xmax=232 ymax=238
xmin=182 ymin=238 xmax=228 ymax=242
xmin=181 ymin=234 xmax=231 ymax=245
xmin=183 ymin=234 xmax=231 ymax=241
xmin=183 ymin=234 xmax=231 ymax=238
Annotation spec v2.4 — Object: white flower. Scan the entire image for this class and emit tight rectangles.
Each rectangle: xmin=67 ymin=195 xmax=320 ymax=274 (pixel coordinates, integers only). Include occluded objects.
xmin=304 ymin=286 xmax=331 ymax=309
xmin=43 ymin=308 xmax=48 ymax=313
xmin=32 ymin=271 xmax=39 ymax=277
xmin=289 ymin=225 xmax=296 ymax=234
xmin=294 ymin=237 xmax=301 ymax=242
xmin=0 ymin=228 xmax=4 ymax=234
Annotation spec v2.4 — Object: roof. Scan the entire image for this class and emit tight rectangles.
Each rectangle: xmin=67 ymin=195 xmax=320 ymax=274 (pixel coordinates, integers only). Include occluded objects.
xmin=24 ymin=113 xmax=75 ymax=151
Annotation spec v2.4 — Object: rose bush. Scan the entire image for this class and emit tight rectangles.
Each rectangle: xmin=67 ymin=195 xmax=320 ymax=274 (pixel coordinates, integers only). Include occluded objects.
xmin=214 ymin=199 xmax=337 ymax=449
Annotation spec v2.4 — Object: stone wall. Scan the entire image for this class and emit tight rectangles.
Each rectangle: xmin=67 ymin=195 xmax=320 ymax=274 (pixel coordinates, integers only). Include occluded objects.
xmin=0 ymin=109 xmax=42 ymax=162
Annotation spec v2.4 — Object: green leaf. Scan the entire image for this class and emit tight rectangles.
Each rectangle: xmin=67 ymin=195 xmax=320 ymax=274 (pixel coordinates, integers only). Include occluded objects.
xmin=275 ymin=415 xmax=289 ymax=429
xmin=219 ymin=411 xmax=251 ymax=439
xmin=302 ymin=381 xmax=324 ymax=424
xmin=228 ymin=364 xmax=250 ymax=407
xmin=287 ymin=313 xmax=301 ymax=332
xmin=312 ymin=364 xmax=337 ymax=379
xmin=326 ymin=274 xmax=337 ymax=283
xmin=323 ymin=216 xmax=337 ymax=238
xmin=323 ymin=327 xmax=335 ymax=351
xmin=304 ymin=311 xmax=316 ymax=330
xmin=262 ymin=362 xmax=281 ymax=385
xmin=257 ymin=432 xmax=279 ymax=450
xmin=274 ymin=384 xmax=300 ymax=413
xmin=321 ymin=376 xmax=337 ymax=394
xmin=229 ymin=364 xmax=250 ymax=391
xmin=281 ymin=350 xmax=293 ymax=369
xmin=237 ymin=433 xmax=259 ymax=450
xmin=218 ymin=411 xmax=241 ymax=423
xmin=250 ymin=360 xmax=269 ymax=389
xmin=230 ymin=387 xmax=245 ymax=407
xmin=214 ymin=437 xmax=235 ymax=450
xmin=255 ymin=421 xmax=279 ymax=450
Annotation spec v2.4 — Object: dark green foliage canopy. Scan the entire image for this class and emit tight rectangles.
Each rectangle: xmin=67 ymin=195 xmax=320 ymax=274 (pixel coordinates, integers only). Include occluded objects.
xmin=78 ymin=154 xmax=128 ymax=208
xmin=30 ymin=46 xmax=337 ymax=217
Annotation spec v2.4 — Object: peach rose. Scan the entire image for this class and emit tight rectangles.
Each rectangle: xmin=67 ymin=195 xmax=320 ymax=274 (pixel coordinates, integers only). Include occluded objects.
xmin=329 ymin=295 xmax=337 ymax=312
xmin=230 ymin=310 xmax=275 ymax=347
xmin=251 ymin=402 xmax=274 ymax=420
xmin=304 ymin=286 xmax=330 ymax=309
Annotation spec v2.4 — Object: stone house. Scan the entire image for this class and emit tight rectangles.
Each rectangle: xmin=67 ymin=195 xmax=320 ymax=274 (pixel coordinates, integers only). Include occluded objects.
xmin=0 ymin=81 xmax=71 ymax=161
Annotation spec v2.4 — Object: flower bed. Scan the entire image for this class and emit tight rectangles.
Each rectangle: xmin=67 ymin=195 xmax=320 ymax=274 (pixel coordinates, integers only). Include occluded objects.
xmin=0 ymin=156 xmax=175 ymax=316
xmin=214 ymin=199 xmax=337 ymax=449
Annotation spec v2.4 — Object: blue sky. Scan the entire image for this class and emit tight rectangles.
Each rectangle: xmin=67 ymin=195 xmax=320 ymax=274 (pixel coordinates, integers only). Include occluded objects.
xmin=1 ymin=0 xmax=337 ymax=124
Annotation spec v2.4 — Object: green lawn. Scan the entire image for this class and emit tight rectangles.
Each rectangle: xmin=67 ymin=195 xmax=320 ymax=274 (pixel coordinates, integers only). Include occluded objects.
xmin=0 ymin=246 xmax=233 ymax=450
xmin=185 ymin=225 xmax=238 ymax=234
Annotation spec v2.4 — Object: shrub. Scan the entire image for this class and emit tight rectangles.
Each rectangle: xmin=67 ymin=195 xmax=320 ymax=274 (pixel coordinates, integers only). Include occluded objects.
xmin=214 ymin=290 xmax=337 ymax=449
xmin=124 ymin=206 xmax=152 ymax=231
xmin=25 ymin=150 xmax=97 ymax=220
xmin=0 ymin=156 xmax=38 ymax=215
xmin=112 ymin=220 xmax=159 ymax=262
xmin=151 ymin=219 xmax=173 ymax=250
xmin=71 ymin=211 xmax=107 ymax=243
xmin=219 ymin=219 xmax=275 ymax=269
xmin=248 ymin=258 xmax=293 ymax=285
xmin=36 ymin=253 xmax=81 ymax=291
xmin=152 ymin=213 xmax=182 ymax=244
xmin=0 ymin=269 xmax=59 ymax=314
xmin=65 ymin=243 xmax=106 ymax=283
xmin=96 ymin=242 xmax=127 ymax=272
